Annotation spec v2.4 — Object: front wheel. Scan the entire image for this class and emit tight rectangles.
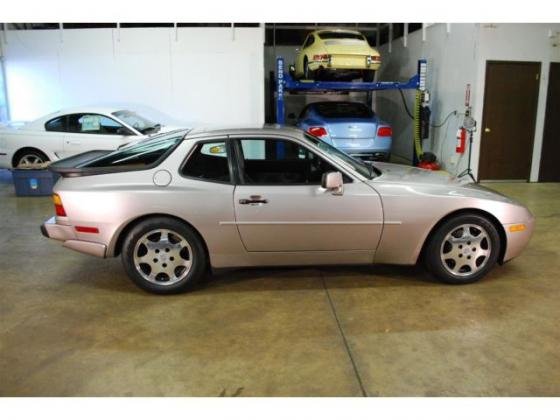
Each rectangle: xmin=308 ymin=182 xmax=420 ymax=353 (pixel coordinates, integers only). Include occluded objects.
xmin=423 ymin=214 xmax=501 ymax=285
xmin=121 ymin=217 xmax=207 ymax=294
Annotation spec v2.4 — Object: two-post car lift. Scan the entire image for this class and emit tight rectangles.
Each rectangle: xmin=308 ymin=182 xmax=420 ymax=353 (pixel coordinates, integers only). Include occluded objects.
xmin=274 ymin=57 xmax=429 ymax=164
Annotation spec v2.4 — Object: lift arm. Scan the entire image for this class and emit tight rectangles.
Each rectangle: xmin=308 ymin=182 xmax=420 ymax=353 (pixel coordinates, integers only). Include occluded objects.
xmin=275 ymin=57 xmax=427 ymax=124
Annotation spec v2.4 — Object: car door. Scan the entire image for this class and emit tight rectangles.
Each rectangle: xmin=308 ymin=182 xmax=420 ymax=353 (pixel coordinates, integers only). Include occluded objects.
xmin=62 ymin=113 xmax=135 ymax=158
xmin=231 ymin=135 xmax=383 ymax=252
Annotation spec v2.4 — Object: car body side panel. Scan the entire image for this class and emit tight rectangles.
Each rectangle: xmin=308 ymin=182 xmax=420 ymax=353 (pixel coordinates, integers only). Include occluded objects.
xmin=371 ymin=180 xmax=534 ymax=265
xmin=0 ymin=130 xmax=63 ymax=167
xmin=233 ymin=181 xmax=383 ymax=252
xmin=53 ymin=140 xmax=245 ymax=267
xmin=50 ymin=130 xmax=534 ymax=272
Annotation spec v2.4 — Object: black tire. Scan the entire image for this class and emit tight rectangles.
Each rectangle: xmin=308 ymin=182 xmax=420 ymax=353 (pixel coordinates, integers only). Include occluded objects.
xmin=13 ymin=148 xmax=49 ymax=168
xmin=303 ymin=56 xmax=310 ymax=80
xmin=121 ymin=217 xmax=207 ymax=294
xmin=423 ymin=213 xmax=501 ymax=285
xmin=363 ymin=70 xmax=375 ymax=82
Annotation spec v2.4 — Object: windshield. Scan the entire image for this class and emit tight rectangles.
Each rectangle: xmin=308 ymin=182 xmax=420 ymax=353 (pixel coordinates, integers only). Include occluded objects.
xmin=82 ymin=129 xmax=188 ymax=169
xmin=318 ymin=31 xmax=366 ymax=41
xmin=113 ymin=110 xmax=161 ymax=135
xmin=304 ymin=133 xmax=376 ymax=179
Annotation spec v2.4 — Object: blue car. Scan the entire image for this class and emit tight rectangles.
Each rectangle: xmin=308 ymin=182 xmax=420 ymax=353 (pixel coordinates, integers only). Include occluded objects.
xmin=297 ymin=101 xmax=392 ymax=161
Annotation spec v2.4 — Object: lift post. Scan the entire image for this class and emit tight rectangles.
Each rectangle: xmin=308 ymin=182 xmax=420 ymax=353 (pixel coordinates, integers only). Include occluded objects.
xmin=275 ymin=57 xmax=427 ymax=125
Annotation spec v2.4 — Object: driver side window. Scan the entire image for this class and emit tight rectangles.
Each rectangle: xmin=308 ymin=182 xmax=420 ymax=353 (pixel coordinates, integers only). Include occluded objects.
xmin=235 ymin=138 xmax=347 ymax=185
xmin=67 ymin=114 xmax=125 ymax=135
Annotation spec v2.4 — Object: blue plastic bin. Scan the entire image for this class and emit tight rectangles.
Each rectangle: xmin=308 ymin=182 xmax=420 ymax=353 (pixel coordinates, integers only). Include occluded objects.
xmin=12 ymin=169 xmax=60 ymax=197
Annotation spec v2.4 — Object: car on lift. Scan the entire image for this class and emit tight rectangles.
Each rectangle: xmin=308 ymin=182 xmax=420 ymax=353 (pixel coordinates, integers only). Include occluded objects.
xmin=294 ymin=29 xmax=381 ymax=81
xmin=0 ymin=107 xmax=180 ymax=169
xmin=297 ymin=101 xmax=392 ymax=161
xmin=42 ymin=127 xmax=534 ymax=294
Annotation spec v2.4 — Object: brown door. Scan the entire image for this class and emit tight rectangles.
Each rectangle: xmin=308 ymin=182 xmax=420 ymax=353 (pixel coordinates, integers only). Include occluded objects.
xmin=479 ymin=61 xmax=541 ymax=180
xmin=539 ymin=63 xmax=560 ymax=182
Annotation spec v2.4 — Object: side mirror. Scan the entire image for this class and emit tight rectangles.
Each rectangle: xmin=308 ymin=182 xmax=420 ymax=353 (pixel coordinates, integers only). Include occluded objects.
xmin=117 ymin=127 xmax=134 ymax=136
xmin=321 ymin=171 xmax=344 ymax=195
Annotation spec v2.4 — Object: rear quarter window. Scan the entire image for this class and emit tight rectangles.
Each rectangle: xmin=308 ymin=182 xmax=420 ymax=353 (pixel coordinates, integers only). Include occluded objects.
xmin=45 ymin=116 xmax=66 ymax=132
xmin=181 ymin=140 xmax=230 ymax=183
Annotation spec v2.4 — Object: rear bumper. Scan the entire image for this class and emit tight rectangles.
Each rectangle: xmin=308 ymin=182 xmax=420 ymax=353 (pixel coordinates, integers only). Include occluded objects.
xmin=308 ymin=56 xmax=381 ymax=72
xmin=41 ymin=216 xmax=106 ymax=258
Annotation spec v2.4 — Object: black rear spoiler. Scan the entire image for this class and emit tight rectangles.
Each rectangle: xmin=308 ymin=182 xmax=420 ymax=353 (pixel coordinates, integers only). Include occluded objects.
xmin=48 ymin=150 xmax=113 ymax=177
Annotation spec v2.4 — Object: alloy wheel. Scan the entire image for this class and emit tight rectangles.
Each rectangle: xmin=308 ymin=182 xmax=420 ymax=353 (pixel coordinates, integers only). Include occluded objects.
xmin=440 ymin=224 xmax=491 ymax=277
xmin=133 ymin=228 xmax=193 ymax=286
xmin=18 ymin=154 xmax=45 ymax=167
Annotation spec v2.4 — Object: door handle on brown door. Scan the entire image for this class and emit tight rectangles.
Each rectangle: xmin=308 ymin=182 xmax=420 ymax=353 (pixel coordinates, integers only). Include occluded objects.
xmin=484 ymin=127 xmax=491 ymax=133
xmin=239 ymin=195 xmax=268 ymax=205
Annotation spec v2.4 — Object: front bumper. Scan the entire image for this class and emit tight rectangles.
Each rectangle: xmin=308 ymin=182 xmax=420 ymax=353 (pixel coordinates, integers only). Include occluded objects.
xmin=502 ymin=216 xmax=536 ymax=262
xmin=41 ymin=216 xmax=106 ymax=258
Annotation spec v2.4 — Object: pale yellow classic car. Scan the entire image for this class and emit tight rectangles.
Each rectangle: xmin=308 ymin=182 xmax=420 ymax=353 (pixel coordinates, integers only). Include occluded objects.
xmin=294 ymin=29 xmax=381 ymax=81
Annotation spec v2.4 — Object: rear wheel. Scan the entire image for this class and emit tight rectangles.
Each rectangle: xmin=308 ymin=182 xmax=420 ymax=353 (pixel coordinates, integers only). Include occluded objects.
xmin=423 ymin=214 xmax=501 ymax=285
xmin=363 ymin=70 xmax=375 ymax=82
xmin=303 ymin=56 xmax=311 ymax=80
xmin=14 ymin=148 xmax=49 ymax=168
xmin=121 ymin=217 xmax=207 ymax=294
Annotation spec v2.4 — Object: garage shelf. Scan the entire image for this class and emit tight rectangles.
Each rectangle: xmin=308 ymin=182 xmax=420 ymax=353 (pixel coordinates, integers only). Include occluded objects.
xmin=275 ymin=57 xmax=427 ymax=124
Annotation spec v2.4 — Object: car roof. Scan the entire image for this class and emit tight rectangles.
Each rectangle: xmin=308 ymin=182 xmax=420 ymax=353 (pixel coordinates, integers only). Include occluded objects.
xmin=185 ymin=125 xmax=306 ymax=139
xmin=312 ymin=28 xmax=364 ymax=36
xmin=25 ymin=106 xmax=129 ymax=129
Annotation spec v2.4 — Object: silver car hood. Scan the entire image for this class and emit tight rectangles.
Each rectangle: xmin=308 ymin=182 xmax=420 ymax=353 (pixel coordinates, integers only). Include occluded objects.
xmin=369 ymin=162 xmax=517 ymax=204
xmin=372 ymin=162 xmax=462 ymax=185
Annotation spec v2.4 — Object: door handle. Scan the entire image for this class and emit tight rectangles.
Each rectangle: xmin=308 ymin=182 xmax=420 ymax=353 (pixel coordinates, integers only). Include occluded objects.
xmin=484 ymin=127 xmax=491 ymax=133
xmin=66 ymin=140 xmax=82 ymax=145
xmin=239 ymin=195 xmax=268 ymax=205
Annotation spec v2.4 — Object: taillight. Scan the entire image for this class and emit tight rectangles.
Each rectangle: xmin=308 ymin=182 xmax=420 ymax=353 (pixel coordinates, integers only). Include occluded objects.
xmin=370 ymin=55 xmax=381 ymax=62
xmin=52 ymin=193 xmax=67 ymax=217
xmin=312 ymin=54 xmax=330 ymax=61
xmin=307 ymin=126 xmax=328 ymax=137
xmin=377 ymin=126 xmax=392 ymax=137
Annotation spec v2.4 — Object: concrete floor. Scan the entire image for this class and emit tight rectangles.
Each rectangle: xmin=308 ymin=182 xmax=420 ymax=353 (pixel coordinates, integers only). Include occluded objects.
xmin=0 ymin=169 xmax=559 ymax=396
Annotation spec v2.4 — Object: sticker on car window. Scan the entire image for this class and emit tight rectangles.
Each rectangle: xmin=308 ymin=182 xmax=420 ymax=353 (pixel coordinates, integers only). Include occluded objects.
xmin=81 ymin=115 xmax=101 ymax=132
xmin=201 ymin=143 xmax=227 ymax=157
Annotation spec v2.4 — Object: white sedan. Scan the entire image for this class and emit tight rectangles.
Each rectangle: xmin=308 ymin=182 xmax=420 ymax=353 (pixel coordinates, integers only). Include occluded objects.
xmin=0 ymin=107 xmax=181 ymax=168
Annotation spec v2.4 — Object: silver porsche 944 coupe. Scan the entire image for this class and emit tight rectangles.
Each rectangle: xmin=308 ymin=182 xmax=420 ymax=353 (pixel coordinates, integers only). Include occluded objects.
xmin=42 ymin=127 xmax=534 ymax=294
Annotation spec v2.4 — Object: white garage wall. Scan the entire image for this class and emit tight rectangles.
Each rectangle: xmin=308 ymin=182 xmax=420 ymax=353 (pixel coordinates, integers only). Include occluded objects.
xmin=375 ymin=23 xmax=480 ymax=173
xmin=376 ymin=23 xmax=560 ymax=181
xmin=1 ymin=26 xmax=265 ymax=126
